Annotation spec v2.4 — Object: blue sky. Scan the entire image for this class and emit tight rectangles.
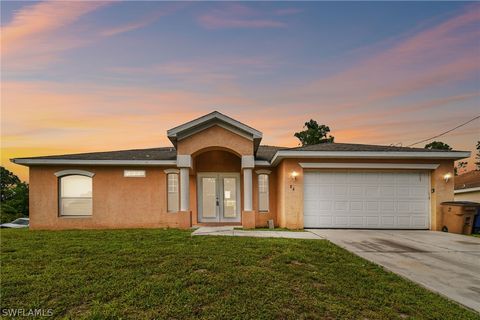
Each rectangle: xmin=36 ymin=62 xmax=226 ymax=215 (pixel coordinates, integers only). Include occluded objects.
xmin=1 ymin=1 xmax=479 ymax=180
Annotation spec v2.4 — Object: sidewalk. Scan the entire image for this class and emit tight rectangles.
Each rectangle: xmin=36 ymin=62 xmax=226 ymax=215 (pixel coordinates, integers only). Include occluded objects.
xmin=191 ymin=226 xmax=323 ymax=239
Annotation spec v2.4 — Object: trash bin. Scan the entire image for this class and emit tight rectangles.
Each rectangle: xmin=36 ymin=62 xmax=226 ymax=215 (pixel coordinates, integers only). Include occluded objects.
xmin=473 ymin=208 xmax=480 ymax=234
xmin=441 ymin=201 xmax=480 ymax=235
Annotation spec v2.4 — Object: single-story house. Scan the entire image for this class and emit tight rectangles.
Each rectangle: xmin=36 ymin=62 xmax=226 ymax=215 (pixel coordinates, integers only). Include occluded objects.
xmin=454 ymin=170 xmax=480 ymax=202
xmin=12 ymin=111 xmax=470 ymax=230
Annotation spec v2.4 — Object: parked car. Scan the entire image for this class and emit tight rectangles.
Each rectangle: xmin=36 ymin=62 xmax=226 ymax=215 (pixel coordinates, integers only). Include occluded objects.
xmin=0 ymin=218 xmax=29 ymax=228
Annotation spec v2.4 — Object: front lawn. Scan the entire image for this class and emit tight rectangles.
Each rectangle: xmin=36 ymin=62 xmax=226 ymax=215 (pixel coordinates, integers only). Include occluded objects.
xmin=1 ymin=229 xmax=477 ymax=319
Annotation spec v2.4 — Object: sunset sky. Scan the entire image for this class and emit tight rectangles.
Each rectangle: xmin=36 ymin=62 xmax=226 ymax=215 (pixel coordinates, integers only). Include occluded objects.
xmin=1 ymin=1 xmax=479 ymax=181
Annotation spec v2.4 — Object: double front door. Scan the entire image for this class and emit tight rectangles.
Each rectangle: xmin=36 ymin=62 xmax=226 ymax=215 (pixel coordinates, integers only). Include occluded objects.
xmin=197 ymin=173 xmax=241 ymax=223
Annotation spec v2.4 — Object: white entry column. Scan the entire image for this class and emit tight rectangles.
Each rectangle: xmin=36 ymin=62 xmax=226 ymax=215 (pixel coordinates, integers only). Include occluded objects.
xmin=242 ymin=155 xmax=255 ymax=211
xmin=177 ymin=155 xmax=192 ymax=211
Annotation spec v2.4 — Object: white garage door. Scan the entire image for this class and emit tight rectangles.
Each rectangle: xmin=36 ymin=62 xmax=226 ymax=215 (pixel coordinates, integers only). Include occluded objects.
xmin=304 ymin=171 xmax=430 ymax=229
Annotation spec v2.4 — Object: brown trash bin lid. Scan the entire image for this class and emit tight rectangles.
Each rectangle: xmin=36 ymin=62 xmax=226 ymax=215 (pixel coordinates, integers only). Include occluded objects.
xmin=440 ymin=201 xmax=480 ymax=207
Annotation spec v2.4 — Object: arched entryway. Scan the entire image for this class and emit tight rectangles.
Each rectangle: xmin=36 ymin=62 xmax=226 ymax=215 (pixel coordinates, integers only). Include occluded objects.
xmin=193 ymin=149 xmax=242 ymax=225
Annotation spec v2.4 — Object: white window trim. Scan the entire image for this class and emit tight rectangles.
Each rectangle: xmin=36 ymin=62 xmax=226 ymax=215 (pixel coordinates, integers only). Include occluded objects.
xmin=55 ymin=169 xmax=95 ymax=177
xmin=124 ymin=170 xmax=146 ymax=177
xmin=165 ymin=170 xmax=180 ymax=212
xmin=58 ymin=174 xmax=93 ymax=217
xmin=258 ymin=173 xmax=269 ymax=213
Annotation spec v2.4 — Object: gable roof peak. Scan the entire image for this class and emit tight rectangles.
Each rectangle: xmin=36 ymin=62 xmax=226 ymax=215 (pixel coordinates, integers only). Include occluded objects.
xmin=166 ymin=110 xmax=263 ymax=150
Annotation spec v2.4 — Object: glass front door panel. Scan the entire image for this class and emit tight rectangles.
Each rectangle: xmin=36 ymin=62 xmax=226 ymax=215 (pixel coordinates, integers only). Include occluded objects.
xmin=202 ymin=177 xmax=217 ymax=218
xmin=223 ymin=177 xmax=237 ymax=218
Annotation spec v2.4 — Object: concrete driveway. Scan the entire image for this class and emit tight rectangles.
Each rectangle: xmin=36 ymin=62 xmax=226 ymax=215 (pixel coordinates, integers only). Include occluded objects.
xmin=307 ymin=229 xmax=480 ymax=313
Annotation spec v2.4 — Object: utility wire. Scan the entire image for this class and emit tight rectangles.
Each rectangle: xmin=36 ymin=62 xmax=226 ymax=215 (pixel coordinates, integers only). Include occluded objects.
xmin=406 ymin=115 xmax=480 ymax=147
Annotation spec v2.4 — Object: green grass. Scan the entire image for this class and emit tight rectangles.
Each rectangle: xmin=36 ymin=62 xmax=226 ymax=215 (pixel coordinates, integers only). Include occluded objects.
xmin=1 ymin=229 xmax=478 ymax=319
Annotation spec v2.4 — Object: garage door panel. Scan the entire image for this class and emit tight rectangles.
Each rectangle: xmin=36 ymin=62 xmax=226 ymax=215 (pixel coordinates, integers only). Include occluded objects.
xmin=304 ymin=200 xmax=318 ymax=214
xmin=364 ymin=173 xmax=380 ymax=183
xmin=380 ymin=201 xmax=395 ymax=212
xmin=381 ymin=216 xmax=395 ymax=226
xmin=350 ymin=201 xmax=363 ymax=211
xmin=350 ymin=185 xmax=363 ymax=196
xmin=318 ymin=200 xmax=333 ymax=211
xmin=366 ymin=201 xmax=379 ymax=211
xmin=379 ymin=173 xmax=396 ymax=183
xmin=380 ymin=186 xmax=395 ymax=197
xmin=334 ymin=185 xmax=348 ymax=196
xmin=366 ymin=216 xmax=380 ymax=227
xmin=350 ymin=216 xmax=364 ymax=226
xmin=397 ymin=216 xmax=412 ymax=227
xmin=365 ymin=186 xmax=380 ymax=197
xmin=411 ymin=201 xmax=428 ymax=212
xmin=304 ymin=170 xmax=430 ymax=229
xmin=318 ymin=216 xmax=332 ymax=226
xmin=412 ymin=216 xmax=428 ymax=228
xmin=334 ymin=201 xmax=348 ymax=211
xmin=334 ymin=216 xmax=348 ymax=226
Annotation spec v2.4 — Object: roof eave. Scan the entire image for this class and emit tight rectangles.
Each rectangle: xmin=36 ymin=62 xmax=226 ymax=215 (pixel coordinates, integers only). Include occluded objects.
xmin=10 ymin=159 xmax=177 ymax=167
xmin=454 ymin=186 xmax=480 ymax=194
xmin=270 ymin=150 xmax=471 ymax=166
xmin=167 ymin=111 xmax=262 ymax=140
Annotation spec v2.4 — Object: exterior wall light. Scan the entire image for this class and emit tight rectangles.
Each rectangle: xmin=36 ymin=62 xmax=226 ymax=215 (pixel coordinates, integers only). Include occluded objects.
xmin=290 ymin=171 xmax=299 ymax=181
xmin=289 ymin=171 xmax=299 ymax=191
xmin=444 ymin=173 xmax=452 ymax=183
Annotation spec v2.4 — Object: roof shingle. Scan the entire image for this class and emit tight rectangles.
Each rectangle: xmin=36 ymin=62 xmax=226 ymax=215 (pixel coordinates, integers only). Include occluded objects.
xmin=455 ymin=170 xmax=480 ymax=190
xmin=11 ymin=143 xmax=467 ymax=163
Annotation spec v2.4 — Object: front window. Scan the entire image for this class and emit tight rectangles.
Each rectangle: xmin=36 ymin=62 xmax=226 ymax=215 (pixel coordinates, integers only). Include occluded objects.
xmin=258 ymin=174 xmax=269 ymax=212
xmin=167 ymin=173 xmax=179 ymax=212
xmin=59 ymin=175 xmax=93 ymax=216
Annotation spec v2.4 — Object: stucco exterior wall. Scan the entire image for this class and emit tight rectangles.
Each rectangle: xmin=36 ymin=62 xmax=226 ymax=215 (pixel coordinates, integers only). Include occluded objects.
xmin=27 ymin=155 xmax=456 ymax=231
xmin=176 ymin=125 xmax=253 ymax=156
xmin=275 ymin=158 xmax=456 ymax=230
xmin=28 ymin=166 xmax=188 ymax=230
xmin=252 ymin=169 xmax=278 ymax=227
xmin=195 ymin=150 xmax=241 ymax=172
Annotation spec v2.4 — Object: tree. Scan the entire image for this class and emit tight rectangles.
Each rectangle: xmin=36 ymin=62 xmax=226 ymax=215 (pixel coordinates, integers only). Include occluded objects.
xmin=424 ymin=141 xmax=452 ymax=150
xmin=294 ymin=120 xmax=334 ymax=146
xmin=0 ymin=167 xmax=29 ymax=223
xmin=455 ymin=161 xmax=468 ymax=176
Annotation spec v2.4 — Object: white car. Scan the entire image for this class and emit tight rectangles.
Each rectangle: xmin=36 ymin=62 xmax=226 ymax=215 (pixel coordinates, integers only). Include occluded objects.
xmin=0 ymin=218 xmax=29 ymax=228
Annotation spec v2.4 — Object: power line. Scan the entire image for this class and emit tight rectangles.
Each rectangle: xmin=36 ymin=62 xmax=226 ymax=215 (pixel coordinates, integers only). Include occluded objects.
xmin=406 ymin=115 xmax=480 ymax=147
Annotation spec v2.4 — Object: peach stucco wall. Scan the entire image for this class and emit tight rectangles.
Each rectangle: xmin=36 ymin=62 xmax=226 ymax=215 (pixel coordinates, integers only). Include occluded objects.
xmin=252 ymin=169 xmax=278 ymax=227
xmin=27 ymin=147 xmax=456 ymax=230
xmin=275 ymin=158 xmax=456 ymax=230
xmin=176 ymin=125 xmax=253 ymax=156
xmin=28 ymin=166 xmax=189 ymax=230
xmin=195 ymin=150 xmax=241 ymax=172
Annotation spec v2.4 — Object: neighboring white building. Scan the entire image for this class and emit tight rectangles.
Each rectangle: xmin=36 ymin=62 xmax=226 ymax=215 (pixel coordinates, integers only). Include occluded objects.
xmin=454 ymin=170 xmax=480 ymax=202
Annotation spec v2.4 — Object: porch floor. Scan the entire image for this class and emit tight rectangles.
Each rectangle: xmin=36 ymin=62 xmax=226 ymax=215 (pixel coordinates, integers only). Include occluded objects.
xmin=191 ymin=226 xmax=323 ymax=239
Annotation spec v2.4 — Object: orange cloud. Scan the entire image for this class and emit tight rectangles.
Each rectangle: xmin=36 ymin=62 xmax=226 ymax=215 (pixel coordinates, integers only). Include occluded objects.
xmin=1 ymin=1 xmax=109 ymax=57
xmin=282 ymin=5 xmax=480 ymax=112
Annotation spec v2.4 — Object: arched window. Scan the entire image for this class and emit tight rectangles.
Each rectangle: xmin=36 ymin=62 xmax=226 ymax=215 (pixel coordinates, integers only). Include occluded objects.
xmin=164 ymin=169 xmax=179 ymax=212
xmin=256 ymin=170 xmax=271 ymax=212
xmin=55 ymin=170 xmax=94 ymax=216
